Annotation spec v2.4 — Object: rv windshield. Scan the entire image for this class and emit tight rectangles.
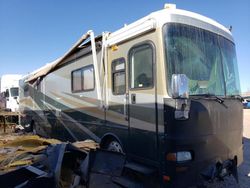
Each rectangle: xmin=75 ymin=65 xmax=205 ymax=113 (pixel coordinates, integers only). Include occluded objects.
xmin=10 ymin=87 xmax=19 ymax=97
xmin=164 ymin=23 xmax=241 ymax=96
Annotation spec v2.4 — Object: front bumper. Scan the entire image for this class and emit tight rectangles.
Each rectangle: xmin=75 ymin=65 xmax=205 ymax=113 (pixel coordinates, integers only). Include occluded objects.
xmin=162 ymin=156 xmax=240 ymax=188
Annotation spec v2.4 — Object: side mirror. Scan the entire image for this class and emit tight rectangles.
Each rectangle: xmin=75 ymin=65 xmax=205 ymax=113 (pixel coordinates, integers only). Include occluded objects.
xmin=2 ymin=92 xmax=6 ymax=98
xmin=171 ymin=74 xmax=189 ymax=99
xmin=5 ymin=89 xmax=10 ymax=98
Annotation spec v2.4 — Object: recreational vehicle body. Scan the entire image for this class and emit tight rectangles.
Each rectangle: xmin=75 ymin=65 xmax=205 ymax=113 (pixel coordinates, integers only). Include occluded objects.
xmin=19 ymin=4 xmax=243 ymax=187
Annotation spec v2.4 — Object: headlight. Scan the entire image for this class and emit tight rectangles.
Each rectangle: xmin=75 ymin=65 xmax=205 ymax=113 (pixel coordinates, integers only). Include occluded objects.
xmin=177 ymin=151 xmax=192 ymax=162
xmin=166 ymin=151 xmax=192 ymax=162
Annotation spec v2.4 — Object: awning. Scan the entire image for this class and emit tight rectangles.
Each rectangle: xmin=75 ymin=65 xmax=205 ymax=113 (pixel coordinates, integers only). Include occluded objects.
xmin=26 ymin=31 xmax=92 ymax=83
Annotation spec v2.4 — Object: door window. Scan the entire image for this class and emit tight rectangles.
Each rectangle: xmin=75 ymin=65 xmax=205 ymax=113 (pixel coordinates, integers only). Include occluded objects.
xmin=129 ymin=44 xmax=154 ymax=89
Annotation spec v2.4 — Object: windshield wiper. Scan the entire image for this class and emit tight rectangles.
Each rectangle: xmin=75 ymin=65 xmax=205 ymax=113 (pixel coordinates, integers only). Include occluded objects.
xmin=190 ymin=94 xmax=224 ymax=104
xmin=227 ymin=95 xmax=244 ymax=102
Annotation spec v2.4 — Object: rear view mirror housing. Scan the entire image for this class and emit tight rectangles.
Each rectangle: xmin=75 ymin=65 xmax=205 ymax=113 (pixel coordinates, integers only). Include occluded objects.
xmin=2 ymin=92 xmax=6 ymax=98
xmin=171 ymin=74 xmax=189 ymax=99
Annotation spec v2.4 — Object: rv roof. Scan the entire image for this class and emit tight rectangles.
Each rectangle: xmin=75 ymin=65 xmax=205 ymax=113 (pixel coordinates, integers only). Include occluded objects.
xmin=26 ymin=6 xmax=233 ymax=83
xmin=154 ymin=7 xmax=232 ymax=35
xmin=107 ymin=6 xmax=233 ymax=45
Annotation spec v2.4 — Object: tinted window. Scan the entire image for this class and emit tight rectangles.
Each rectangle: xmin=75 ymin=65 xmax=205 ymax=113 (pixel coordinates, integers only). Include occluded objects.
xmin=129 ymin=44 xmax=153 ymax=89
xmin=112 ymin=58 xmax=125 ymax=95
xmin=219 ymin=37 xmax=241 ymax=95
xmin=72 ymin=69 xmax=82 ymax=92
xmin=72 ymin=65 xmax=95 ymax=92
xmin=164 ymin=23 xmax=240 ymax=96
xmin=83 ymin=66 xmax=95 ymax=91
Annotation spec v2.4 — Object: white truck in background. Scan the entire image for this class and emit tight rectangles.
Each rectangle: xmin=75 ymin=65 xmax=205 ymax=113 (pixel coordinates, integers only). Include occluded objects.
xmin=0 ymin=74 xmax=22 ymax=112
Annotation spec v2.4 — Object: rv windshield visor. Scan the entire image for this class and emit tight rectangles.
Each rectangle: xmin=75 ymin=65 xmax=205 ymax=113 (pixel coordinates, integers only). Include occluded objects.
xmin=164 ymin=23 xmax=241 ymax=96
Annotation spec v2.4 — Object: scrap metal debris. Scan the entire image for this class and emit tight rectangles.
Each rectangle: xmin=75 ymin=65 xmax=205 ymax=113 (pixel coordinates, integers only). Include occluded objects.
xmin=0 ymin=134 xmax=126 ymax=188
xmin=0 ymin=134 xmax=155 ymax=188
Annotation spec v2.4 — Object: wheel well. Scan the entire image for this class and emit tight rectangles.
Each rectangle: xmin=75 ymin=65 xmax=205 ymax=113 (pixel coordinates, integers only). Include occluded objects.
xmin=100 ymin=134 xmax=123 ymax=150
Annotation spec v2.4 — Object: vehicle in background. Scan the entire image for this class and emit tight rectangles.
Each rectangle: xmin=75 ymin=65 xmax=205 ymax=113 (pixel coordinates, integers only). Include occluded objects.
xmin=243 ymin=97 xmax=250 ymax=109
xmin=19 ymin=4 xmax=243 ymax=187
xmin=0 ymin=92 xmax=6 ymax=109
xmin=0 ymin=74 xmax=22 ymax=112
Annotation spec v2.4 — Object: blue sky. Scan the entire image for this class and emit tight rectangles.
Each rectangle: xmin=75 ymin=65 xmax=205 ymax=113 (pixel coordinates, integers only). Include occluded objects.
xmin=0 ymin=0 xmax=249 ymax=92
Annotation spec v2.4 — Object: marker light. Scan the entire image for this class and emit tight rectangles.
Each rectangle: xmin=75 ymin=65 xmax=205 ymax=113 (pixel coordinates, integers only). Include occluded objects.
xmin=111 ymin=45 xmax=118 ymax=51
xmin=164 ymin=4 xmax=176 ymax=9
xmin=163 ymin=175 xmax=171 ymax=182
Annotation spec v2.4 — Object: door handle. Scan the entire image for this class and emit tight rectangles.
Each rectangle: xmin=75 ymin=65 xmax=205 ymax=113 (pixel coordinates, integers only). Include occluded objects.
xmin=124 ymin=93 xmax=129 ymax=121
xmin=131 ymin=94 xmax=136 ymax=104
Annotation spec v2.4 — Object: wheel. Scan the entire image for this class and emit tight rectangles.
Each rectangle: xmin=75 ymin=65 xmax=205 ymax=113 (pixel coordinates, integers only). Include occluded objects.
xmin=107 ymin=140 xmax=124 ymax=153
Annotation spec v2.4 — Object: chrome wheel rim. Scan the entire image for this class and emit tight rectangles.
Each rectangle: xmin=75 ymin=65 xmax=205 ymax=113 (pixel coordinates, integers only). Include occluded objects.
xmin=107 ymin=141 xmax=123 ymax=153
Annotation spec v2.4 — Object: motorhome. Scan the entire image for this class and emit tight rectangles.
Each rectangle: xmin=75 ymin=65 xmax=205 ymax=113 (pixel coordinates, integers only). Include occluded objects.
xmin=0 ymin=93 xmax=6 ymax=109
xmin=1 ymin=74 xmax=22 ymax=112
xmin=19 ymin=4 xmax=243 ymax=187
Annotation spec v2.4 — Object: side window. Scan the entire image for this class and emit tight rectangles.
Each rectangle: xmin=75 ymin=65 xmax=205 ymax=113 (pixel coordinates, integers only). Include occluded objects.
xmin=112 ymin=58 xmax=125 ymax=95
xmin=129 ymin=44 xmax=154 ymax=89
xmin=82 ymin=66 xmax=95 ymax=91
xmin=72 ymin=69 xmax=82 ymax=92
xmin=71 ymin=65 xmax=95 ymax=92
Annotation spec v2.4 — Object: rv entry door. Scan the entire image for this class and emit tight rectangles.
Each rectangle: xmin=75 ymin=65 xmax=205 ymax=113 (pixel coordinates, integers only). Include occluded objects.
xmin=128 ymin=43 xmax=157 ymax=161
xmin=106 ymin=57 xmax=129 ymax=146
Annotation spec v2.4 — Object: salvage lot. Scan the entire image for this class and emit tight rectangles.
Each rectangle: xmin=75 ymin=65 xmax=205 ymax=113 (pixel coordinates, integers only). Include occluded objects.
xmin=0 ymin=110 xmax=249 ymax=187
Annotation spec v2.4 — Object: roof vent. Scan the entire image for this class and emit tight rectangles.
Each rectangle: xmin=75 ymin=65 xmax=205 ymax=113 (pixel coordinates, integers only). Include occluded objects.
xmin=164 ymin=4 xmax=176 ymax=9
